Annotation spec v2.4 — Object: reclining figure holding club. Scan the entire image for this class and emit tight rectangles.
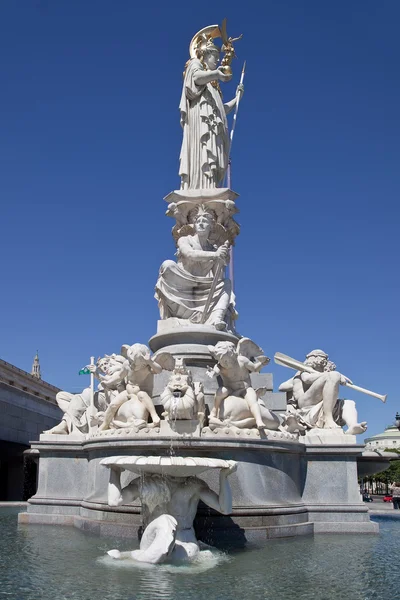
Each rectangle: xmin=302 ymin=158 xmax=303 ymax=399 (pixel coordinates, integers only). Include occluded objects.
xmin=44 ymin=354 xmax=122 ymax=435
xmin=277 ymin=349 xmax=369 ymax=435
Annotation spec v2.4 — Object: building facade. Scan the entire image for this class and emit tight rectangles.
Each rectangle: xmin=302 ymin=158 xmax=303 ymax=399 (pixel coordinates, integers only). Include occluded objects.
xmin=0 ymin=357 xmax=61 ymax=500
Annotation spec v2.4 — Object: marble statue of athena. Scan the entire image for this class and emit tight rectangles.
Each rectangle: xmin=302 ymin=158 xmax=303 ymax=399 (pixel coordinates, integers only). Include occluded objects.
xmin=179 ymin=25 xmax=242 ymax=190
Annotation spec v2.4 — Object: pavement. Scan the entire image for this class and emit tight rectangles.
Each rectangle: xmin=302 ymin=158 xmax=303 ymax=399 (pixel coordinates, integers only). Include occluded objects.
xmin=365 ymin=495 xmax=400 ymax=515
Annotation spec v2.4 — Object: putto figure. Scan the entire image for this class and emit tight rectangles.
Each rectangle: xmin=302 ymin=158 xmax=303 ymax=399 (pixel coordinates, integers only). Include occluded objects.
xmin=98 ymin=344 xmax=168 ymax=432
xmin=278 ymin=349 xmax=368 ymax=435
xmin=206 ymin=339 xmax=280 ymax=431
xmin=155 ymin=205 xmax=235 ymax=330
xmin=179 ymin=24 xmax=243 ymax=189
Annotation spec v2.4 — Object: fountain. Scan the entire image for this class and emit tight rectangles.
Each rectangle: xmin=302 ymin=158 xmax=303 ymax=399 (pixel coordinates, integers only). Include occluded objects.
xmin=101 ymin=456 xmax=237 ymax=563
xmin=19 ymin=20 xmax=387 ymax=564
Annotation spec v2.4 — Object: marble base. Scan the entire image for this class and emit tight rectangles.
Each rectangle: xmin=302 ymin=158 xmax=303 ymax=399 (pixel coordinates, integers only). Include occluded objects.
xmin=149 ymin=328 xmax=284 ymax=419
xmin=19 ymin=436 xmax=377 ymax=540
xmin=202 ymin=426 xmax=297 ymax=441
xmin=159 ymin=419 xmax=202 ymax=437
xmin=149 ymin=320 xmax=239 ymax=356
xmin=164 ymin=188 xmax=239 ymax=203
xmin=300 ymin=430 xmax=357 ymax=445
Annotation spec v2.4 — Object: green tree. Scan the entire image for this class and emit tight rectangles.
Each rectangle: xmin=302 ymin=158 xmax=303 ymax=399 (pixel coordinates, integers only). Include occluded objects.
xmin=359 ymin=450 xmax=400 ymax=494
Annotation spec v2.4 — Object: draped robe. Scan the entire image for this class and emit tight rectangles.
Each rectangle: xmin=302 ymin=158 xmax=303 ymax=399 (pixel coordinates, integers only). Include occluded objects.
xmin=179 ymin=59 xmax=229 ymax=190
xmin=155 ymin=234 xmax=235 ymax=326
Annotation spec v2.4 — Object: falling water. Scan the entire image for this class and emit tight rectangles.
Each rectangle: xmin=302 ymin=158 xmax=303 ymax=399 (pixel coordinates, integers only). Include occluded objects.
xmin=168 ymin=391 xmax=180 ymax=458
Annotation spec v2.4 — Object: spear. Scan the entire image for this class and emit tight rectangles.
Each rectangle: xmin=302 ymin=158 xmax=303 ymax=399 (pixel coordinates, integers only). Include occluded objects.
xmin=202 ymin=62 xmax=246 ymax=324
xmin=228 ymin=60 xmax=246 ymax=166
xmin=78 ymin=357 xmax=97 ymax=434
xmin=88 ymin=356 xmax=96 ymax=434
xmin=227 ymin=60 xmax=246 ymax=288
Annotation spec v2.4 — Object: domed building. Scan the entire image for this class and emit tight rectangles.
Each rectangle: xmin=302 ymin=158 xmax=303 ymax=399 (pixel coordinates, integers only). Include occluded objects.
xmin=364 ymin=414 xmax=400 ymax=451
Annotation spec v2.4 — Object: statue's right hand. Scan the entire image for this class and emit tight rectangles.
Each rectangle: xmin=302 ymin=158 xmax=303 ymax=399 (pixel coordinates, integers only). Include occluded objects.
xmin=217 ymin=68 xmax=232 ymax=82
xmin=216 ymin=244 xmax=230 ymax=263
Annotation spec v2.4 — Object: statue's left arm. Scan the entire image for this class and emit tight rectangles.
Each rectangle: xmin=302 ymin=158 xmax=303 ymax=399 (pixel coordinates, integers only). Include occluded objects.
xmin=240 ymin=355 xmax=269 ymax=373
xmin=107 ymin=468 xmax=140 ymax=507
xmin=198 ymin=462 xmax=237 ymax=515
xmin=223 ymin=84 xmax=244 ymax=115
xmin=148 ymin=359 xmax=163 ymax=375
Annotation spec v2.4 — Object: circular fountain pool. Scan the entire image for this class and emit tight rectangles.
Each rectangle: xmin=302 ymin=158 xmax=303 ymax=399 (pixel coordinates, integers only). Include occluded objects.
xmin=3 ymin=507 xmax=400 ymax=600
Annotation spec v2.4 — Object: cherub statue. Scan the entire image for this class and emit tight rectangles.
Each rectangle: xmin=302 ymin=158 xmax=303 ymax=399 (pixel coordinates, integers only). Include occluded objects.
xmin=160 ymin=358 xmax=205 ymax=423
xmin=206 ymin=339 xmax=280 ymax=431
xmin=98 ymin=344 xmax=172 ymax=432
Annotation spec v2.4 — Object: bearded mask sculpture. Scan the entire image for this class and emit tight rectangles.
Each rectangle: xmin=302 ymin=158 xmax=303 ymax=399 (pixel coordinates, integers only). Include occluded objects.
xmin=160 ymin=359 xmax=205 ymax=422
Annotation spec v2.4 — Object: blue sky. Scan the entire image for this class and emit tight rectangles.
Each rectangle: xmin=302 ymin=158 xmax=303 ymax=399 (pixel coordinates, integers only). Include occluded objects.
xmin=1 ymin=1 xmax=399 ymax=441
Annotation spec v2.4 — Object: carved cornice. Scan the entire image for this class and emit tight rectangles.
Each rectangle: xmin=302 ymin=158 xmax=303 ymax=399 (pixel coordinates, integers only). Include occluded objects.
xmin=0 ymin=359 xmax=60 ymax=405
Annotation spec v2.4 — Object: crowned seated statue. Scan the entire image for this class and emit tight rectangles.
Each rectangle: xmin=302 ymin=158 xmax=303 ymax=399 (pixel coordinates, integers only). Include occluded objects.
xmin=155 ymin=205 xmax=236 ymax=331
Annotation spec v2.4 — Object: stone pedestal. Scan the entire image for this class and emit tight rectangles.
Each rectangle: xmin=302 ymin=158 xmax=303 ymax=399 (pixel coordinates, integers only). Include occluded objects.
xmin=149 ymin=320 xmax=239 ymax=362
xmin=301 ymin=436 xmax=378 ymax=533
xmin=159 ymin=419 xmax=202 ymax=437
xmin=19 ymin=435 xmax=377 ymax=540
xmin=164 ymin=187 xmax=239 ymax=203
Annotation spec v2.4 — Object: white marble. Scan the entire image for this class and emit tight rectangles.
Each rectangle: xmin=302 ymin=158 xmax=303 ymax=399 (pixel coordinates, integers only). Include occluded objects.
xmin=278 ymin=349 xmax=368 ymax=435
xmin=206 ymin=339 xmax=281 ymax=432
xmin=101 ymin=456 xmax=237 ymax=564
xmin=160 ymin=358 xmax=205 ymax=425
xmin=155 ymin=205 xmax=236 ymax=331
xmin=179 ymin=25 xmax=243 ymax=190
xmin=300 ymin=430 xmax=357 ymax=445
xmin=98 ymin=344 xmax=173 ymax=432
xmin=164 ymin=189 xmax=240 ymax=248
xmin=202 ymin=426 xmax=297 ymax=441
xmin=45 ymin=346 xmax=175 ymax=436
xmin=44 ymin=355 xmax=114 ymax=435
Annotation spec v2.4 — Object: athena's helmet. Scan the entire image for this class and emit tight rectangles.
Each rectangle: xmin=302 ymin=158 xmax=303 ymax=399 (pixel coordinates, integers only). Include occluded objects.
xmin=189 ymin=25 xmax=221 ymax=60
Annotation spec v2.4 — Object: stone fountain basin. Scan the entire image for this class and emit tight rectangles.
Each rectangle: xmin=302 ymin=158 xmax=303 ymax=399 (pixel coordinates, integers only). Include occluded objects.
xmin=100 ymin=455 xmax=233 ymax=477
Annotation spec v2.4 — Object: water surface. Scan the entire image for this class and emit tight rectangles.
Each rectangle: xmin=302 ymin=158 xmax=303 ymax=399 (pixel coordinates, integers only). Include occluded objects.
xmin=1 ymin=507 xmax=399 ymax=600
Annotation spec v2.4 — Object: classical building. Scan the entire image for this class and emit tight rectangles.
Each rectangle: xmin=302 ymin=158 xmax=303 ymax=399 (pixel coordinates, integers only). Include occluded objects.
xmin=0 ymin=355 xmax=61 ymax=500
xmin=364 ymin=416 xmax=400 ymax=452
